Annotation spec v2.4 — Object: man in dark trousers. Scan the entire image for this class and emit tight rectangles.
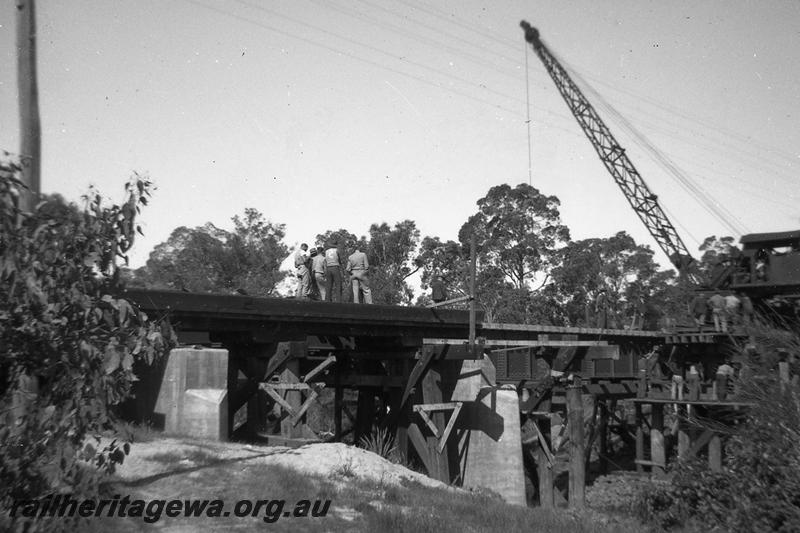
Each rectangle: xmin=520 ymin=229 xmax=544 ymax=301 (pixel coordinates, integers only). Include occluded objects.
xmin=430 ymin=273 xmax=447 ymax=304
xmin=346 ymin=245 xmax=372 ymax=304
xmin=595 ymin=289 xmax=609 ymax=329
xmin=689 ymin=292 xmax=708 ymax=330
xmin=324 ymin=239 xmax=343 ymax=303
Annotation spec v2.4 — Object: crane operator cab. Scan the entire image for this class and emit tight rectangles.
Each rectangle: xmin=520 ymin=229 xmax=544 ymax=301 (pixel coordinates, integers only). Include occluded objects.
xmin=729 ymin=230 xmax=800 ymax=297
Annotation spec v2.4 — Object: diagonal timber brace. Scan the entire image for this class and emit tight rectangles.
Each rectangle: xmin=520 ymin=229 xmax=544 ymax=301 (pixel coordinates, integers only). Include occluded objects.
xmin=260 ymin=382 xmax=326 ymax=427
xmin=413 ymin=402 xmax=464 ymax=454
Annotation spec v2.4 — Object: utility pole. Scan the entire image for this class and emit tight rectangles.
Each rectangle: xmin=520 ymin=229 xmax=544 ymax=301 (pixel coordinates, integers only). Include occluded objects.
xmin=16 ymin=0 xmax=42 ymax=211
xmin=468 ymin=232 xmax=477 ymax=346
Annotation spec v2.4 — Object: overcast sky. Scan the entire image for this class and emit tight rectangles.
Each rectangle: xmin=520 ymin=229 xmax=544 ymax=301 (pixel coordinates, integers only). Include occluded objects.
xmin=2 ymin=0 xmax=798 ymax=271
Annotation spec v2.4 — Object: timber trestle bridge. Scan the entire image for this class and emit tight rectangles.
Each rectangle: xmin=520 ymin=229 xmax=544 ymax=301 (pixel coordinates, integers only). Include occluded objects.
xmin=124 ymin=289 xmax=747 ymax=507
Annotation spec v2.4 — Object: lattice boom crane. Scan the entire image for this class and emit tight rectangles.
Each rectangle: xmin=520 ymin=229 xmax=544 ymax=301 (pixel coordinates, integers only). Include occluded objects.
xmin=520 ymin=21 xmax=694 ymax=272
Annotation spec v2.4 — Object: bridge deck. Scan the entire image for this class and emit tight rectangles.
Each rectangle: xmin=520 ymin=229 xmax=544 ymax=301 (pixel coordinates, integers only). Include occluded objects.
xmin=123 ymin=289 xmax=725 ymax=346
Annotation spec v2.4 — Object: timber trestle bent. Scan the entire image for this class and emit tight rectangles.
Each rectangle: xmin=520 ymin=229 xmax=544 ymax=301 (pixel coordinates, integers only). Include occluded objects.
xmin=123 ymin=289 xmax=749 ymax=506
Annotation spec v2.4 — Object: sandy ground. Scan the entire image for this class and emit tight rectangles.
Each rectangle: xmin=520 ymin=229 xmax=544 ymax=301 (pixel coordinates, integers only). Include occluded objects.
xmin=116 ymin=438 xmax=446 ymax=490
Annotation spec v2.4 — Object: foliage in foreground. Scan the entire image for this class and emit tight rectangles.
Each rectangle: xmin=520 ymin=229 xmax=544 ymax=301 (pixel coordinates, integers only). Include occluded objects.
xmin=0 ymin=158 xmax=172 ymax=528
xmin=635 ymin=324 xmax=800 ymax=532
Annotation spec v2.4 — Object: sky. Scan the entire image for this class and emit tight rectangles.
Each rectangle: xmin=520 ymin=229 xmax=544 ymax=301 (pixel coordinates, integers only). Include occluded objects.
xmin=1 ymin=0 xmax=799 ymax=274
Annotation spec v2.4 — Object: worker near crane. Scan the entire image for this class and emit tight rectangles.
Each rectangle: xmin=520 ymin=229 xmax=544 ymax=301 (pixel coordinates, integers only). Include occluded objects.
xmin=708 ymin=291 xmax=726 ymax=332
xmin=740 ymin=294 xmax=754 ymax=324
xmin=724 ymin=293 xmax=741 ymax=328
xmin=715 ymin=358 xmax=735 ymax=400
xmin=689 ymin=292 xmax=708 ymax=330
xmin=346 ymin=245 xmax=372 ymax=304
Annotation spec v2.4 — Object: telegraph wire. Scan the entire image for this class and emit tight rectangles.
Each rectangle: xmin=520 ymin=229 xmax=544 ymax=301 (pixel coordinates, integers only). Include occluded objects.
xmin=393 ymin=0 xmax=522 ymax=60
xmin=186 ymin=0 xmax=791 ymax=229
xmin=524 ymin=39 xmax=533 ymax=186
xmin=389 ymin=3 xmax=798 ymax=185
xmin=231 ymin=0 xmax=530 ymax=109
xmin=308 ymin=0 xmax=525 ymax=84
xmin=183 ymin=0 xmax=522 ymax=116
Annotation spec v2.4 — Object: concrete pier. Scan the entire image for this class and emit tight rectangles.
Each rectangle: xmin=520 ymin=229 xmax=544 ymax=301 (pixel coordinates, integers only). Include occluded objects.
xmin=453 ymin=357 xmax=526 ymax=506
xmin=154 ymin=347 xmax=229 ymax=440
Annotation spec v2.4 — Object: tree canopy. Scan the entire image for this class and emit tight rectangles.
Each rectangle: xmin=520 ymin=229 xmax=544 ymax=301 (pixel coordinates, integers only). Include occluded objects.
xmin=134 ymin=209 xmax=288 ymax=296
xmin=124 ymin=181 xmax=726 ymax=330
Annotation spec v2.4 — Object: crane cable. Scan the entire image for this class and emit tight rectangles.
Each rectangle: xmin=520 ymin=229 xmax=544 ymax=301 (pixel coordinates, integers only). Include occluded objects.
xmin=525 ymin=40 xmax=533 ymax=186
xmin=558 ymin=55 xmax=749 ymax=237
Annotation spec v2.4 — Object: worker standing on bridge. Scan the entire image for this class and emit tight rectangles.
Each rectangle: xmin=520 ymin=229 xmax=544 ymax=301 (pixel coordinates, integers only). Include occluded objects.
xmin=346 ymin=245 xmax=373 ymax=304
xmin=724 ymin=293 xmax=741 ymax=328
xmin=324 ymin=239 xmax=343 ymax=303
xmin=715 ymin=358 xmax=735 ymax=400
xmin=312 ymin=246 xmax=327 ymax=302
xmin=595 ymin=289 xmax=609 ymax=329
xmin=689 ymin=292 xmax=708 ymax=330
xmin=430 ymin=272 xmax=447 ymax=304
xmin=709 ymin=291 xmax=726 ymax=332
xmin=294 ymin=243 xmax=311 ymax=300
xmin=740 ymin=294 xmax=754 ymax=324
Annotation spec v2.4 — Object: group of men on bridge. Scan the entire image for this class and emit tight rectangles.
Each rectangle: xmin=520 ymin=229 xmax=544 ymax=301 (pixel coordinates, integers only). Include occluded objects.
xmin=690 ymin=291 xmax=753 ymax=332
xmin=293 ymin=240 xmax=372 ymax=304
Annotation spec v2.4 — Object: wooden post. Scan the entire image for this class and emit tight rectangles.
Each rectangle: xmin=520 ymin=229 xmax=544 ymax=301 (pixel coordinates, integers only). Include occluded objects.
xmin=420 ymin=364 xmax=450 ymax=483
xmin=334 ymin=386 xmax=343 ymax=441
xmin=708 ymin=434 xmax=722 ymax=471
xmin=469 ymin=232 xmax=476 ymax=347
xmin=390 ymin=359 xmax=411 ymax=460
xmin=536 ymin=417 xmax=554 ymax=508
xmin=650 ymin=403 xmax=665 ymax=475
xmin=16 ymin=0 xmax=42 ymax=211
xmin=598 ymin=400 xmax=609 ymax=474
xmin=584 ymin=397 xmax=598 ymax=471
xmin=567 ymin=377 xmax=585 ymax=507
xmin=677 ymin=406 xmax=690 ymax=460
xmin=779 ymin=362 xmax=790 ymax=393
xmin=637 ymin=368 xmax=647 ymax=399
xmin=635 ymin=402 xmax=644 ymax=473
xmin=355 ymin=388 xmax=375 ymax=443
xmin=280 ymin=358 xmax=303 ymax=438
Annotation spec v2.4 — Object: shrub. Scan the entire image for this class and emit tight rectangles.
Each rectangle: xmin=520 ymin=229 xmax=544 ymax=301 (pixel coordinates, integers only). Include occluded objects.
xmin=358 ymin=427 xmax=398 ymax=461
xmin=635 ymin=324 xmax=800 ymax=532
xmin=0 ymin=156 xmax=172 ymax=528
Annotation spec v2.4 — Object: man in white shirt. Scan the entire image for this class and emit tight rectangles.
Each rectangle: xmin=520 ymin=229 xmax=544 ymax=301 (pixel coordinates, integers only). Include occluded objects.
xmin=346 ymin=246 xmax=372 ymax=304
xmin=293 ymin=243 xmax=310 ymax=299
xmin=324 ymin=240 xmax=343 ymax=302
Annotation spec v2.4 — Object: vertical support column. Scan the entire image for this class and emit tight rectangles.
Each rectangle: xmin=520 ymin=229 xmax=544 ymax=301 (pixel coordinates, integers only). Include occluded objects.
xmin=355 ymin=388 xmax=376 ymax=443
xmin=567 ymin=377 xmax=585 ymax=508
xmin=708 ymin=434 xmax=722 ymax=471
xmin=280 ymin=358 xmax=303 ymax=439
xmin=650 ymin=403 xmax=665 ymax=475
xmin=779 ymin=361 xmax=790 ymax=393
xmin=637 ymin=368 xmax=647 ymax=398
xmin=391 ymin=358 xmax=411 ymax=461
xmin=469 ymin=232 xmax=476 ymax=347
xmin=677 ymin=403 xmax=690 ymax=460
xmin=635 ymin=402 xmax=644 ymax=473
xmin=245 ymin=348 xmax=271 ymax=438
xmin=598 ymin=400 xmax=608 ymax=474
xmin=334 ymin=386 xmax=343 ymax=441
xmin=536 ymin=416 xmax=554 ymax=508
xmin=420 ymin=363 xmax=450 ymax=483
